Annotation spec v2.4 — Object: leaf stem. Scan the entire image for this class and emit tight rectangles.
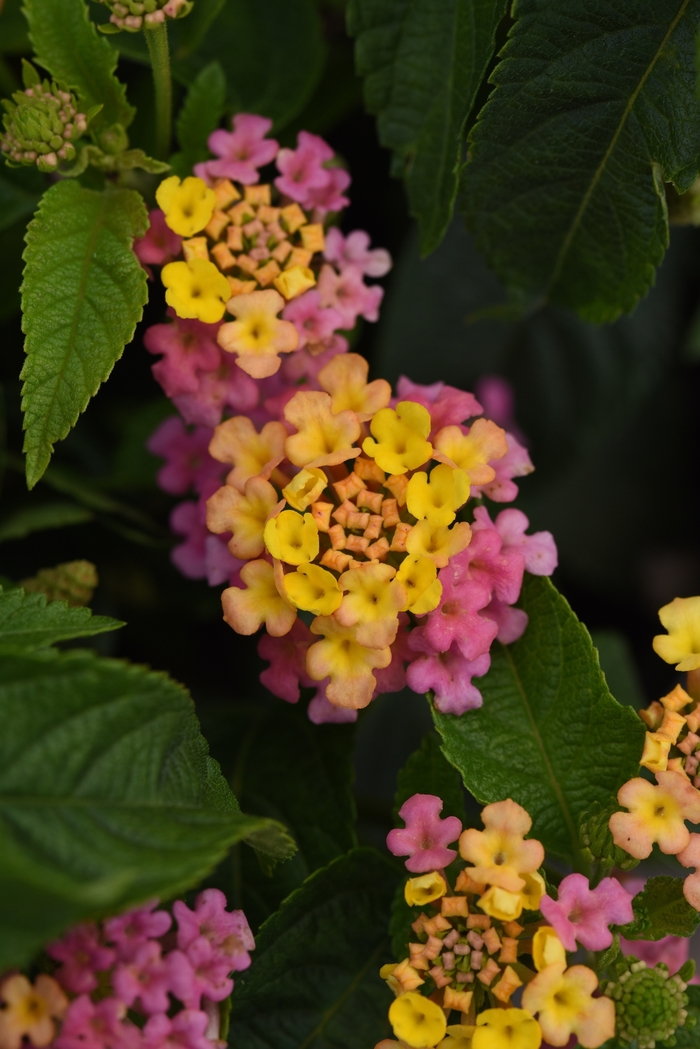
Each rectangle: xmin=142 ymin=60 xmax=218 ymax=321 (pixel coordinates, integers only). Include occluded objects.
xmin=145 ymin=23 xmax=172 ymax=160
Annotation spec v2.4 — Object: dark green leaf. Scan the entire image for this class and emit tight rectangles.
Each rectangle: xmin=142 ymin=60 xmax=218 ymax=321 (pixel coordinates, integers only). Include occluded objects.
xmin=349 ymin=0 xmax=507 ymax=253
xmin=228 ymin=848 xmax=398 ymax=1049
xmin=0 ymin=0 xmax=30 ymax=55
xmin=0 ymin=584 xmax=121 ymax=650
xmin=20 ymin=181 xmax=148 ymax=488
xmin=0 ymin=646 xmax=289 ymax=967
xmin=578 ymin=799 xmax=639 ymax=875
xmin=596 ymin=932 xmax=620 ymax=975
xmin=433 ymin=576 xmax=645 ymax=861
xmin=203 ymin=700 xmax=356 ymax=926
xmin=23 ymin=0 xmax=134 ymax=132
xmin=0 ymin=500 xmax=93 ymax=542
xmin=461 ymin=0 xmax=700 ymax=321
xmin=393 ymin=731 xmax=466 ymax=825
xmin=620 ymin=876 xmax=700 ymax=941
xmin=171 ymin=60 xmax=226 ymax=177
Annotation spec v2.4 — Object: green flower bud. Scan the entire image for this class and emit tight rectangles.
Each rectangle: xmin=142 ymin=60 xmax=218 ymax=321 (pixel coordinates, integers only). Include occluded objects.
xmin=97 ymin=0 xmax=193 ymax=33
xmin=1 ymin=78 xmax=87 ymax=173
xmin=601 ymin=957 xmax=691 ymax=1049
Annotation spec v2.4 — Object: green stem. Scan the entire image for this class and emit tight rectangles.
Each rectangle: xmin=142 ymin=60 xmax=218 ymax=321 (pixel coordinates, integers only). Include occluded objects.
xmin=145 ymin=23 xmax=172 ymax=160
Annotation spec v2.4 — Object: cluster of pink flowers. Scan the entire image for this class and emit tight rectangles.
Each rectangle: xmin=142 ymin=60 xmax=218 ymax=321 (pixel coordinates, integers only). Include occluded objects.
xmin=35 ymin=892 xmax=252 ymax=1049
xmin=139 ymin=115 xmax=557 ymax=724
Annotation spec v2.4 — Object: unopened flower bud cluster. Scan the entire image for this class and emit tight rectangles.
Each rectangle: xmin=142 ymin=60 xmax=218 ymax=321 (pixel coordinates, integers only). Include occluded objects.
xmin=601 ymin=958 xmax=691 ymax=1049
xmin=1 ymin=80 xmax=87 ymax=172
xmin=98 ymin=0 xmax=192 ymax=31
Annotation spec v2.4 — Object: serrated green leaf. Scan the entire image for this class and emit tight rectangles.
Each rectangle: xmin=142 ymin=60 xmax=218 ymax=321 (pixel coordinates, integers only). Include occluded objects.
xmin=348 ymin=0 xmax=507 ymax=254
xmin=20 ymin=181 xmax=148 ymax=488
xmin=0 ymin=646 xmax=288 ymax=968
xmin=433 ymin=576 xmax=645 ymax=861
xmin=0 ymin=501 xmax=93 ymax=543
xmin=172 ymin=60 xmax=226 ymax=176
xmin=596 ymin=932 xmax=620 ymax=975
xmin=228 ymin=848 xmax=398 ymax=1049
xmin=23 ymin=0 xmax=134 ymax=132
xmin=620 ymin=876 xmax=700 ymax=941
xmin=393 ymin=731 xmax=466 ymax=825
xmin=461 ymin=0 xmax=700 ymax=322
xmin=0 ymin=584 xmax=122 ymax=650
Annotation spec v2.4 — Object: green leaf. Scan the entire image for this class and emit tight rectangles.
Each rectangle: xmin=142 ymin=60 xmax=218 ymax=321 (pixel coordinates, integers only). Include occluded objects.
xmin=393 ymin=731 xmax=466 ymax=825
xmin=0 ymin=0 xmax=30 ymax=55
xmin=202 ymin=700 xmax=356 ymax=926
xmin=0 ymin=500 xmax=93 ymax=543
xmin=20 ymin=181 xmax=148 ymax=488
xmin=171 ymin=60 xmax=226 ymax=177
xmin=0 ymin=584 xmax=122 ymax=651
xmin=578 ymin=799 xmax=639 ymax=875
xmin=348 ymin=0 xmax=508 ymax=254
xmin=228 ymin=848 xmax=398 ymax=1049
xmin=460 ymin=0 xmax=700 ymax=322
xmin=433 ymin=576 xmax=645 ymax=861
xmin=620 ymin=876 xmax=700 ymax=941
xmin=23 ymin=0 xmax=134 ymax=133
xmin=0 ymin=646 xmax=289 ymax=967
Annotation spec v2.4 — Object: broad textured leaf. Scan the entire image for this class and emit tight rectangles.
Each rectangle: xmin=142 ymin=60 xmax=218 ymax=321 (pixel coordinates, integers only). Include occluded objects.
xmin=23 ymin=0 xmax=134 ymax=132
xmin=228 ymin=848 xmax=398 ymax=1049
xmin=621 ymin=876 xmax=700 ymax=941
xmin=0 ymin=585 xmax=122 ymax=650
xmin=461 ymin=0 xmax=700 ymax=322
xmin=434 ymin=576 xmax=645 ymax=860
xmin=171 ymin=60 xmax=226 ymax=178
xmin=201 ymin=701 xmax=356 ymax=926
xmin=21 ymin=181 xmax=148 ymax=488
xmin=349 ymin=0 xmax=507 ymax=253
xmin=0 ymin=501 xmax=93 ymax=543
xmin=0 ymin=646 xmax=289 ymax=967
xmin=393 ymin=731 xmax=466 ymax=825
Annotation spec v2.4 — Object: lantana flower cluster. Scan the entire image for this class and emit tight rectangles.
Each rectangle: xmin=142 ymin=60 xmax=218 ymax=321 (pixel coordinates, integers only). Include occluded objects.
xmin=140 ymin=115 xmax=557 ymax=723
xmin=378 ymin=793 xmax=639 ymax=1049
xmin=609 ymin=596 xmax=700 ymax=909
xmin=0 ymin=891 xmax=253 ymax=1049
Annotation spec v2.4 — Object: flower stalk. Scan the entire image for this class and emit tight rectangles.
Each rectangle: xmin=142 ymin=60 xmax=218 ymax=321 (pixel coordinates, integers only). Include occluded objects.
xmin=145 ymin=23 xmax=172 ymax=160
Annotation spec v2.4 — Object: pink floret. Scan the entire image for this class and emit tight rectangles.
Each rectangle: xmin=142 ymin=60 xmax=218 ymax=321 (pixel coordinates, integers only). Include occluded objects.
xmin=104 ymin=901 xmax=172 ymax=962
xmin=474 ymin=506 xmax=558 ymax=577
xmin=387 ymin=793 xmax=463 ymax=873
xmin=540 ymin=873 xmax=634 ymax=952
xmin=258 ymin=619 xmax=315 ymax=703
xmin=47 ymin=925 xmax=115 ymax=995
xmin=421 ymin=567 xmax=495 ymax=662
xmin=196 ymin=113 xmax=278 ymax=185
xmin=142 ymin=1010 xmax=213 ymax=1049
xmin=112 ymin=940 xmax=172 ymax=1014
xmin=472 ymin=431 xmax=534 ymax=503
xmin=147 ymin=417 xmax=223 ymax=496
xmin=134 ymin=209 xmax=182 ymax=268
xmin=406 ymin=633 xmax=490 ymax=715
xmin=173 ymin=888 xmax=255 ymax=970
xmin=306 ymin=166 xmax=351 ymax=216
xmin=324 ymin=228 xmax=392 ymax=278
xmin=282 ymin=289 xmax=343 ymax=350
xmin=55 ymin=995 xmax=138 ymax=1049
xmin=317 ymin=263 xmax=383 ymax=329
xmin=167 ymin=938 xmax=234 ymax=1010
xmin=274 ymin=130 xmax=334 ymax=204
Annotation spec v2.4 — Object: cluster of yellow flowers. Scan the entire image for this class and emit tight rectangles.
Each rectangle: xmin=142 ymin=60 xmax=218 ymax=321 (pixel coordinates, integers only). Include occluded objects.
xmin=609 ymin=596 xmax=700 ymax=906
xmin=379 ymin=800 xmax=614 ymax=1049
xmin=155 ymin=175 xmax=327 ymax=375
xmin=206 ymin=383 xmax=507 ymax=709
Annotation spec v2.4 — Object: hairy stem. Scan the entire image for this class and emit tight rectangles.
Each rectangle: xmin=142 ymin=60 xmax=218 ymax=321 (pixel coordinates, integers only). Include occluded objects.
xmin=145 ymin=23 xmax=172 ymax=160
